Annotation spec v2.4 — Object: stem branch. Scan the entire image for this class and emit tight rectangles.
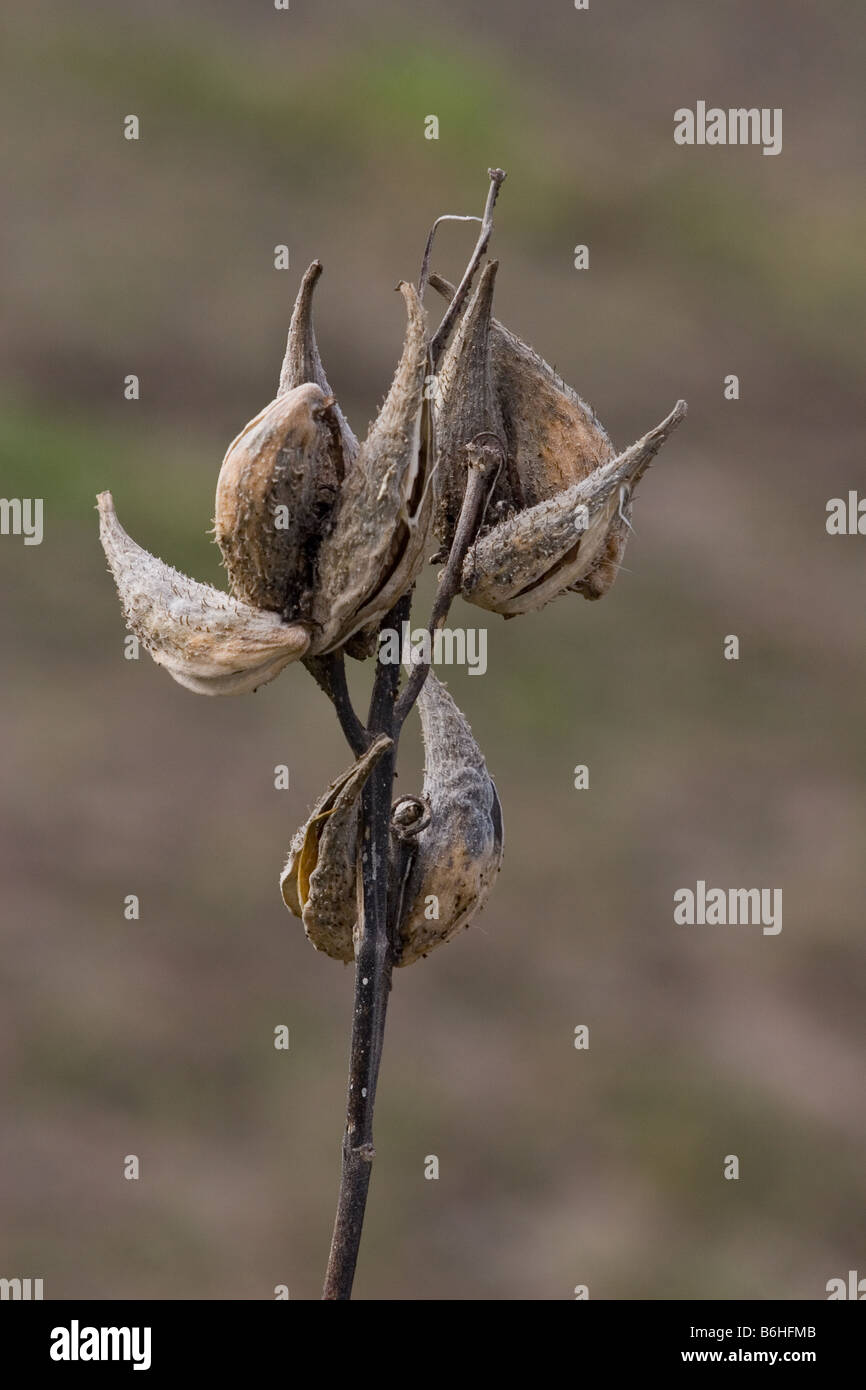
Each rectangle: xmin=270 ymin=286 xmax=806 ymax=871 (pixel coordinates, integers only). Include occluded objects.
xmin=428 ymin=168 xmax=506 ymax=368
xmin=395 ymin=438 xmax=502 ymax=727
xmin=303 ymin=652 xmax=368 ymax=756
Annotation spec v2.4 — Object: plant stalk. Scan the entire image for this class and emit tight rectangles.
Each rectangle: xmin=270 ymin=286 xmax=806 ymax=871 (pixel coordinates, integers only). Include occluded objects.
xmin=320 ymin=595 xmax=407 ymax=1300
xmin=321 ymin=170 xmax=507 ymax=1298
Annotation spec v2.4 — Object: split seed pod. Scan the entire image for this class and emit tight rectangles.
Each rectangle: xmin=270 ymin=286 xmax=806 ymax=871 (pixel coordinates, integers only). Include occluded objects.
xmin=279 ymin=676 xmax=503 ymax=967
xmin=98 ymin=262 xmax=432 ymax=695
xmin=215 ymin=262 xmax=432 ymax=654
xmin=98 ymin=492 xmax=309 ymax=695
xmin=214 ymin=382 xmax=346 ymax=622
xmin=462 ymin=401 xmax=687 ymax=615
xmin=391 ymin=673 xmax=504 ymax=966
xmin=430 ymin=265 xmax=686 ymax=613
xmin=280 ymin=735 xmax=392 ymax=962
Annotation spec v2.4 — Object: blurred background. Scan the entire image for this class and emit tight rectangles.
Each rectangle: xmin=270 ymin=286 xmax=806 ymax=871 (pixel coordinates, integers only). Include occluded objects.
xmin=1 ymin=0 xmax=864 ymax=1300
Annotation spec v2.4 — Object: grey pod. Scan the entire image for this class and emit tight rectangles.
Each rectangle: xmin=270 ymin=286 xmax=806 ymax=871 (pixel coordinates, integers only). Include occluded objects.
xmin=430 ymin=268 xmax=686 ymax=612
xmin=214 ymin=382 xmax=346 ymax=622
xmin=462 ymin=400 xmax=688 ymax=616
xmin=280 ymin=735 xmax=392 ymax=962
xmin=432 ymin=261 xmax=614 ymax=550
xmin=278 ymin=258 xmax=359 ymax=467
xmin=215 ymin=265 xmax=432 ymax=653
xmin=311 ymin=281 xmax=432 ymax=653
xmin=98 ymin=491 xmax=310 ymax=695
xmin=392 ymin=673 xmax=504 ymax=966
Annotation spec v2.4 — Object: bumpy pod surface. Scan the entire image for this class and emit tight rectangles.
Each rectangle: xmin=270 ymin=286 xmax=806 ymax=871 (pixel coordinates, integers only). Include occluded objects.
xmin=430 ymin=268 xmax=686 ymax=612
xmin=98 ymin=492 xmax=310 ymax=695
xmin=462 ymin=400 xmax=688 ymax=615
xmin=393 ymin=673 xmax=504 ymax=966
xmin=311 ymin=282 xmax=431 ymax=653
xmin=215 ymin=266 xmax=431 ymax=655
xmin=432 ymin=262 xmax=614 ymax=547
xmin=281 ymin=735 xmax=392 ymax=962
xmin=278 ymin=259 xmax=359 ymax=467
xmin=214 ymin=383 xmax=345 ymax=621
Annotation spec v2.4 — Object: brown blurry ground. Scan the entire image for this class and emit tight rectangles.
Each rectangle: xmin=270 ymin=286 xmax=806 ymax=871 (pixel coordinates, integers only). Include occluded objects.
xmin=1 ymin=0 xmax=864 ymax=1300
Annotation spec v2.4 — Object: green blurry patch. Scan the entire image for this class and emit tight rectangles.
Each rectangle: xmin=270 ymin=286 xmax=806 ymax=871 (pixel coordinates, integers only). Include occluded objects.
xmin=4 ymin=18 xmax=861 ymax=382
xmin=0 ymin=396 xmax=221 ymax=579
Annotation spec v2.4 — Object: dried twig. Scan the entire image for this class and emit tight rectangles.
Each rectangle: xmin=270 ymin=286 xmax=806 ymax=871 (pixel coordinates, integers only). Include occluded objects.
xmin=303 ymin=652 xmax=368 ymax=756
xmin=321 ymin=594 xmax=407 ymax=1300
xmin=394 ymin=439 xmax=502 ymax=728
xmin=428 ymin=168 xmax=506 ymax=367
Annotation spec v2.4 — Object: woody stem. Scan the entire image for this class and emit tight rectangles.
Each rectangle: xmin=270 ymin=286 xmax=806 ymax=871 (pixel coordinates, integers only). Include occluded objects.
xmin=303 ymin=652 xmax=368 ymax=756
xmin=322 ymin=170 xmax=506 ymax=1298
xmin=321 ymin=592 xmax=410 ymax=1300
xmin=321 ymin=440 xmax=495 ymax=1295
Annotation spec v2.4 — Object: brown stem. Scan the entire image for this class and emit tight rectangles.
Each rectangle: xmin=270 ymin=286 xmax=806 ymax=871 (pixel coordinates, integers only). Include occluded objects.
xmin=321 ymin=171 xmax=507 ymax=1299
xmin=303 ymin=652 xmax=368 ymax=757
xmin=321 ymin=593 xmax=409 ymax=1300
xmin=320 ymin=441 xmax=497 ymax=1297
xmin=318 ymin=441 xmax=494 ymax=1294
xmin=428 ymin=168 xmax=506 ymax=368
xmin=394 ymin=438 xmax=502 ymax=728
xmin=418 ymin=214 xmax=481 ymax=299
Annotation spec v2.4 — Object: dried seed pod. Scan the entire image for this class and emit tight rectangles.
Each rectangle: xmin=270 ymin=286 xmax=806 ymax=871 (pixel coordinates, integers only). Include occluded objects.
xmin=98 ymin=492 xmax=310 ymax=695
xmin=462 ymin=400 xmax=688 ymax=615
xmin=281 ymin=735 xmax=392 ymax=962
xmin=215 ymin=268 xmax=430 ymax=654
xmin=392 ymin=673 xmax=503 ymax=966
xmin=431 ymin=262 xmax=614 ymax=546
xmin=429 ymin=268 xmax=685 ymax=611
xmin=215 ymin=382 xmax=344 ymax=619
xmin=311 ymin=281 xmax=431 ymax=652
xmin=215 ymin=260 xmax=354 ymax=620
xmin=278 ymin=259 xmax=359 ymax=467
